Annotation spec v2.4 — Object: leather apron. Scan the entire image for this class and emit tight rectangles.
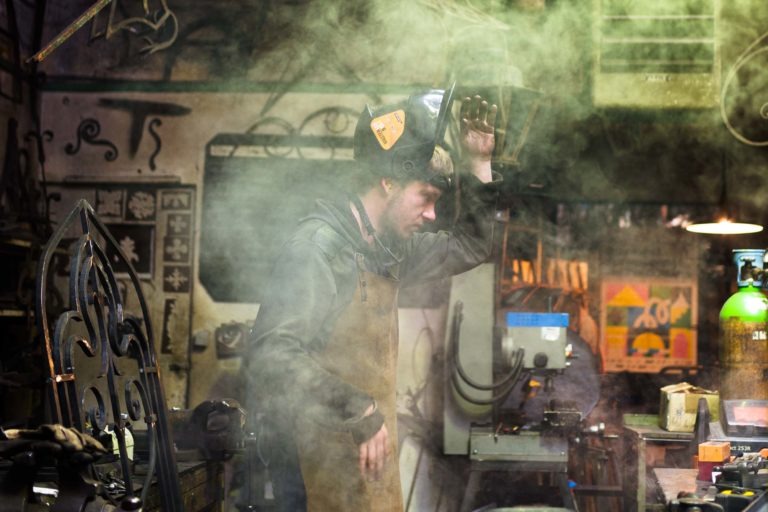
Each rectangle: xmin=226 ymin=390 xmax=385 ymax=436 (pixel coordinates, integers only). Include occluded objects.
xmin=295 ymin=253 xmax=403 ymax=512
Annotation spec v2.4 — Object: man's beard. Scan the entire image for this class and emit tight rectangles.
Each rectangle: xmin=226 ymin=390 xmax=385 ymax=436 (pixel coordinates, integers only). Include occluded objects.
xmin=379 ymin=192 xmax=407 ymax=242
xmin=371 ymin=199 xmax=406 ymax=265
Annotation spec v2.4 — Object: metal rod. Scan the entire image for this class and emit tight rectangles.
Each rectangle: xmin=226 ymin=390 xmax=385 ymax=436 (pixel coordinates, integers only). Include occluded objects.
xmin=26 ymin=0 xmax=113 ymax=63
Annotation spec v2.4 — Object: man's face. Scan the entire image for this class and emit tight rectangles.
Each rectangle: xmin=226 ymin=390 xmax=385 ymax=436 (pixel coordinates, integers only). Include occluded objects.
xmin=380 ymin=180 xmax=442 ymax=241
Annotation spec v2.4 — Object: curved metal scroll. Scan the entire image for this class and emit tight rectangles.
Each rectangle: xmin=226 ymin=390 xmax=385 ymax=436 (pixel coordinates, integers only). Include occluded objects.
xmin=720 ymin=31 xmax=768 ymax=147
xmin=34 ymin=199 xmax=183 ymax=511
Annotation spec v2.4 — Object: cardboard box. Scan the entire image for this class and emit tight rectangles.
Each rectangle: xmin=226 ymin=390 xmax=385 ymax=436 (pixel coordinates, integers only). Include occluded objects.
xmin=660 ymin=382 xmax=720 ymax=432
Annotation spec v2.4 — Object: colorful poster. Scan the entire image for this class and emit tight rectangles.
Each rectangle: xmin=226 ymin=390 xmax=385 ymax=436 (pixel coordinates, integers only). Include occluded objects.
xmin=600 ymin=278 xmax=697 ymax=373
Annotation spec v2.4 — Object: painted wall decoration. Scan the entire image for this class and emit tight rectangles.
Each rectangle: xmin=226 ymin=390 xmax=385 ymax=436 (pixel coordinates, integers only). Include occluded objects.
xmin=58 ymin=99 xmax=190 ymax=174
xmin=104 ymin=223 xmax=154 ymax=277
xmin=161 ymin=298 xmax=178 ymax=354
xmin=65 ymin=118 xmax=119 ymax=161
xmin=95 ymin=189 xmax=124 ymax=218
xmin=600 ymin=277 xmax=697 ymax=373
xmin=126 ymin=189 xmax=157 ymax=220
xmin=98 ymin=188 xmax=161 ymax=278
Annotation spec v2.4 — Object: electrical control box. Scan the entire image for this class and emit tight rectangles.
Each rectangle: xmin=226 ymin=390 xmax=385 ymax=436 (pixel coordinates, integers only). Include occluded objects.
xmin=502 ymin=312 xmax=569 ymax=370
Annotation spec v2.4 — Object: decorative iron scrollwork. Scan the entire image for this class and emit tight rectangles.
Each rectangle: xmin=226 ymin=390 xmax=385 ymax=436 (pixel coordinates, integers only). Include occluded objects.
xmin=65 ymin=119 xmax=119 ymax=162
xmin=296 ymin=106 xmax=359 ymax=160
xmin=721 ymin=31 xmax=768 ymax=146
xmin=91 ymin=0 xmax=179 ymax=55
xmin=35 ymin=199 xmax=183 ymax=511
xmin=239 ymin=106 xmax=359 ymax=159
xmin=147 ymin=118 xmax=163 ymax=171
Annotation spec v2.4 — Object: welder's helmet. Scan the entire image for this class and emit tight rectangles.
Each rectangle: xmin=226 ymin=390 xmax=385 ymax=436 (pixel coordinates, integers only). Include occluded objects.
xmin=353 ymin=84 xmax=455 ymax=191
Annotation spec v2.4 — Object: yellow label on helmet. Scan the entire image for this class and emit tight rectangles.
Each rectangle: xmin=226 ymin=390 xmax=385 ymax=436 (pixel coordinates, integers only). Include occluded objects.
xmin=370 ymin=109 xmax=405 ymax=150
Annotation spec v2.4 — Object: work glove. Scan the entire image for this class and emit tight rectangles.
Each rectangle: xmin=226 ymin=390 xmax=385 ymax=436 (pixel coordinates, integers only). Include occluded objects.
xmin=0 ymin=424 xmax=107 ymax=465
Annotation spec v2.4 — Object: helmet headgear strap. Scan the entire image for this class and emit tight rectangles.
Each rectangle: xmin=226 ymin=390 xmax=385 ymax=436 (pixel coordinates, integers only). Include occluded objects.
xmin=349 ymin=194 xmax=403 ymax=264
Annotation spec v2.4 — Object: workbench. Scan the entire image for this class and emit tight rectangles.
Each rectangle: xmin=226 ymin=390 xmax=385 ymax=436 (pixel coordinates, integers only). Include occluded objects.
xmin=653 ymin=468 xmax=700 ymax=503
xmin=623 ymin=414 xmax=694 ymax=512
xmin=142 ymin=460 xmax=225 ymax=511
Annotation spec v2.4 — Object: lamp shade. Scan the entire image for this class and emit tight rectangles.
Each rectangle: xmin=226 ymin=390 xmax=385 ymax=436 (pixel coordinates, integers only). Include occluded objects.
xmin=685 ymin=154 xmax=764 ymax=235
xmin=685 ymin=206 xmax=764 ymax=235
xmin=685 ymin=219 xmax=764 ymax=235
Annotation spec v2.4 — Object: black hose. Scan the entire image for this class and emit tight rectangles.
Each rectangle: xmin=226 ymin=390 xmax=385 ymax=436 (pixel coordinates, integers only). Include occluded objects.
xmin=448 ymin=301 xmax=525 ymax=405
xmin=450 ymin=350 xmax=524 ymax=406
xmin=449 ymin=300 xmax=524 ymax=391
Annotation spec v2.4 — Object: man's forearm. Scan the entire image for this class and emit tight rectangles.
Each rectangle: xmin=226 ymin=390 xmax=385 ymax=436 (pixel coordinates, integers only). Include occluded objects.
xmin=466 ymin=157 xmax=493 ymax=184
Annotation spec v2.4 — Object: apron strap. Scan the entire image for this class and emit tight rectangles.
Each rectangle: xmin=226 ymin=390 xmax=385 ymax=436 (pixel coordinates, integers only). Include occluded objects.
xmin=349 ymin=194 xmax=403 ymax=264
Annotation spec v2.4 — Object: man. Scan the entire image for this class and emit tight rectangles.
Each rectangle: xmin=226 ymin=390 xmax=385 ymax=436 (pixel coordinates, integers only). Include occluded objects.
xmin=247 ymin=86 xmax=500 ymax=511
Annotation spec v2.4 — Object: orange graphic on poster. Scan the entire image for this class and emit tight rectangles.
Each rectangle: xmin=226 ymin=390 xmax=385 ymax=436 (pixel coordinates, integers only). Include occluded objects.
xmin=600 ymin=278 xmax=697 ymax=373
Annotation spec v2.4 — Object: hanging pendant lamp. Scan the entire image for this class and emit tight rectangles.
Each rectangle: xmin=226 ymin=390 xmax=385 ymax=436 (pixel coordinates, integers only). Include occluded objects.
xmin=685 ymin=156 xmax=763 ymax=235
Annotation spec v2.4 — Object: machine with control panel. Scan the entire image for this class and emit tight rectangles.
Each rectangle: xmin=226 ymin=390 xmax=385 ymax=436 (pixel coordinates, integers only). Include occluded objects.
xmin=443 ymin=264 xmax=601 ymax=511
